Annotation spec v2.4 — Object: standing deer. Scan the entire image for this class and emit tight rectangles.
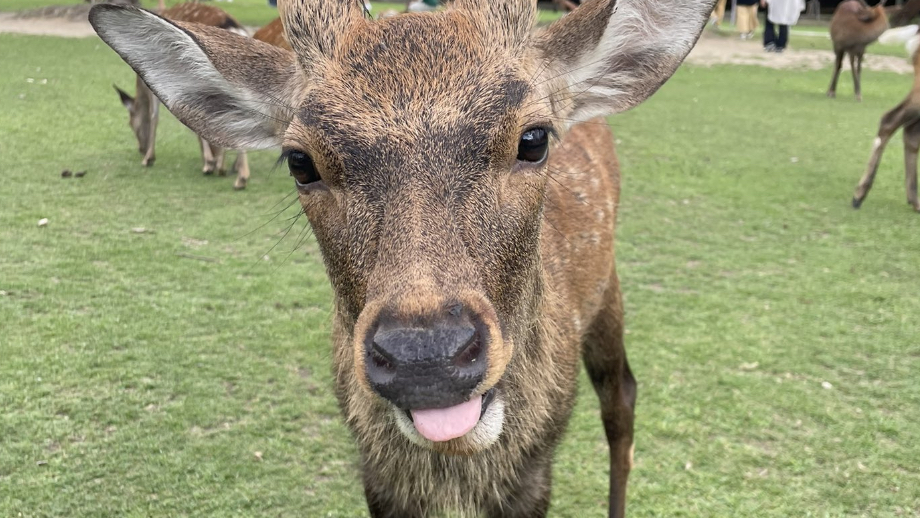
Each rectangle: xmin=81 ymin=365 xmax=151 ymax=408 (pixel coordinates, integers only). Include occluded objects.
xmin=89 ymin=0 xmax=715 ymax=515
xmin=827 ymin=0 xmax=889 ymax=101
xmin=112 ymin=2 xmax=252 ymax=189
xmin=853 ymin=24 xmax=920 ymax=212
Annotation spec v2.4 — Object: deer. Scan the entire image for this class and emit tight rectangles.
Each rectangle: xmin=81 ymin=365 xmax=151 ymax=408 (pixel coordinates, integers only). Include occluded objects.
xmin=112 ymin=2 xmax=252 ymax=189
xmin=828 ymin=0 xmax=890 ymax=101
xmin=253 ymin=17 xmax=291 ymax=50
xmin=89 ymin=0 xmax=716 ymax=515
xmin=853 ymin=24 xmax=920 ymax=212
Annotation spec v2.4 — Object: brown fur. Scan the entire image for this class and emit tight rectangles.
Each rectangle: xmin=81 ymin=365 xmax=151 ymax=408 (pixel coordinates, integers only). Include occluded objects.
xmin=285 ymin=6 xmax=630 ymax=515
xmin=852 ymin=41 xmax=920 ymax=212
xmin=161 ymin=2 xmax=242 ymax=29
xmin=828 ymin=0 xmax=890 ymax=101
xmin=888 ymin=0 xmax=920 ymax=27
xmin=89 ymin=0 xmax=716 ymax=515
xmin=253 ymin=17 xmax=292 ymax=50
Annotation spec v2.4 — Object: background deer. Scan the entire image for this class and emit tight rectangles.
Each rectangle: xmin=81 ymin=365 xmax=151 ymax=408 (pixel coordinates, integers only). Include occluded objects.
xmin=853 ymin=24 xmax=920 ymax=211
xmin=112 ymin=2 xmax=252 ymax=189
xmin=827 ymin=0 xmax=890 ymax=101
xmin=252 ymin=17 xmax=291 ymax=50
xmin=89 ymin=0 xmax=715 ymax=515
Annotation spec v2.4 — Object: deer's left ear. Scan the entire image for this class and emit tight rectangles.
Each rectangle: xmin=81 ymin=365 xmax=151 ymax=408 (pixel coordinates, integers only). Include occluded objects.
xmin=536 ymin=0 xmax=715 ymax=125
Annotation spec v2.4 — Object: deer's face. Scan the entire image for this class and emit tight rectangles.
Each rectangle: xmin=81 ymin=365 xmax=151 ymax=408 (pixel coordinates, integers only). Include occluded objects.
xmin=286 ymin=13 xmax=555 ymax=451
xmin=90 ymin=0 xmax=713 ymax=454
xmin=115 ymin=85 xmax=152 ymax=155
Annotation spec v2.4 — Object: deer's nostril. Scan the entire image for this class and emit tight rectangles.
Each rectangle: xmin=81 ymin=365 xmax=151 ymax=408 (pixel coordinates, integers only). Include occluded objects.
xmin=369 ymin=342 xmax=396 ymax=372
xmin=453 ymin=331 xmax=482 ymax=368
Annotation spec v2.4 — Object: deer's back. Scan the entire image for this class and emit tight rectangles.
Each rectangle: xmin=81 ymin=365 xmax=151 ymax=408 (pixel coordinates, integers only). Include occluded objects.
xmin=162 ymin=3 xmax=242 ymax=30
xmin=253 ymin=18 xmax=291 ymax=50
xmin=831 ymin=2 xmax=888 ymax=49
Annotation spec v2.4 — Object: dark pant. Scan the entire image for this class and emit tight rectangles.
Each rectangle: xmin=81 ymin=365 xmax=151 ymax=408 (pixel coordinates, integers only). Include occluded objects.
xmin=763 ymin=21 xmax=789 ymax=49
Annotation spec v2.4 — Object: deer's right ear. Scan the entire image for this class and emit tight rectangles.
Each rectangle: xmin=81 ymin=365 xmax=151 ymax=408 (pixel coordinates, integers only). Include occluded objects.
xmin=114 ymin=84 xmax=134 ymax=110
xmin=90 ymin=4 xmax=302 ymax=149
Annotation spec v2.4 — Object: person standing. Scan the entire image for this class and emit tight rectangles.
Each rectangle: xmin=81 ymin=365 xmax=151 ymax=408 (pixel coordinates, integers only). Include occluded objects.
xmin=710 ymin=0 xmax=728 ymax=26
xmin=761 ymin=0 xmax=805 ymax=52
xmin=737 ymin=0 xmax=760 ymax=39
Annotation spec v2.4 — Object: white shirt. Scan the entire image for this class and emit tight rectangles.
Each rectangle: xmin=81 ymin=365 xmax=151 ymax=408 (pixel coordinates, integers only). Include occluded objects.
xmin=766 ymin=0 xmax=806 ymax=25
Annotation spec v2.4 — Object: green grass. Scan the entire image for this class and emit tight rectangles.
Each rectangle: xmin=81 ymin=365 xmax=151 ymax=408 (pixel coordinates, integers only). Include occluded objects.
xmin=1 ymin=30 xmax=919 ymax=517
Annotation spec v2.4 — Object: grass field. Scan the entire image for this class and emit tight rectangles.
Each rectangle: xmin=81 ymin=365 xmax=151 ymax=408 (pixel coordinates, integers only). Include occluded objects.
xmin=1 ymin=26 xmax=919 ymax=518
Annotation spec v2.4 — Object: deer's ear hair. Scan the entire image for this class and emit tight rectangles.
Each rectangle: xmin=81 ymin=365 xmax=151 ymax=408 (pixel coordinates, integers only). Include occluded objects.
xmin=91 ymin=4 xmax=302 ymax=149
xmin=536 ymin=0 xmax=714 ymax=125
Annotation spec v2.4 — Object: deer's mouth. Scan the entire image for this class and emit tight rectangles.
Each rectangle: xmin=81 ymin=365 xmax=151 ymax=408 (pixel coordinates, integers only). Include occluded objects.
xmin=393 ymin=387 xmax=503 ymax=450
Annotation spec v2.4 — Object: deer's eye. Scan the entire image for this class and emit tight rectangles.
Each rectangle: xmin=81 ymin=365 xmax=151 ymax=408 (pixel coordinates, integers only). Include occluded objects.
xmin=288 ymin=150 xmax=321 ymax=187
xmin=517 ymin=128 xmax=549 ymax=164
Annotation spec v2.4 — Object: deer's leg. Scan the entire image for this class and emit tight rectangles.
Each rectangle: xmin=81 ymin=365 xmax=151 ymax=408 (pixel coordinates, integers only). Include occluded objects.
xmin=212 ymin=144 xmax=227 ymax=176
xmin=853 ymin=52 xmax=864 ymax=102
xmin=582 ymin=268 xmax=635 ymax=518
xmin=233 ymin=151 xmax=250 ymax=190
xmin=827 ymin=50 xmax=844 ymax=98
xmin=142 ymin=93 xmax=159 ymax=167
xmin=902 ymin=120 xmax=920 ymax=211
xmin=199 ymin=137 xmax=218 ymax=175
xmin=853 ymin=103 xmax=911 ymax=208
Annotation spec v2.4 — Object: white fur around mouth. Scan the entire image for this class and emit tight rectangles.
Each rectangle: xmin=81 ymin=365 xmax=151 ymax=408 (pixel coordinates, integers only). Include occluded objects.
xmin=392 ymin=392 xmax=505 ymax=450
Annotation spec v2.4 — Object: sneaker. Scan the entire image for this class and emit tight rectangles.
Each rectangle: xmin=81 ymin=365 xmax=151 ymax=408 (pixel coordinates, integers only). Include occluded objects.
xmin=773 ymin=46 xmax=785 ymax=53
xmin=764 ymin=42 xmax=776 ymax=52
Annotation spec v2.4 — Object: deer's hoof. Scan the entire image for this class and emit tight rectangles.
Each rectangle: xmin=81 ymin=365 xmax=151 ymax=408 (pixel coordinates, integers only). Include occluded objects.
xmin=852 ymin=197 xmax=863 ymax=209
xmin=233 ymin=180 xmax=247 ymax=191
xmin=855 ymin=94 xmax=862 ymax=102
xmin=142 ymin=157 xmax=155 ymax=167
xmin=826 ymin=90 xmax=835 ymax=98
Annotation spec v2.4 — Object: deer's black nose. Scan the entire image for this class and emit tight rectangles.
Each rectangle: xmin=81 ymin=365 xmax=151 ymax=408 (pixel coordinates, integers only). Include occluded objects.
xmin=365 ymin=318 xmax=487 ymax=410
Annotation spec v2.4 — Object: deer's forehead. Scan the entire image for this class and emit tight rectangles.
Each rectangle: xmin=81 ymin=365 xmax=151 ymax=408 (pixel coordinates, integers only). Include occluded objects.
xmin=307 ymin=14 xmax=533 ymax=120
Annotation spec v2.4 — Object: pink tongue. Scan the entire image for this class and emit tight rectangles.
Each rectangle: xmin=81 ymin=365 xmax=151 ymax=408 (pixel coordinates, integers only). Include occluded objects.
xmin=410 ymin=395 xmax=482 ymax=442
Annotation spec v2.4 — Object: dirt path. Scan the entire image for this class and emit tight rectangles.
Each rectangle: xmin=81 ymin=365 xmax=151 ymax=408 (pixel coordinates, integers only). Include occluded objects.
xmin=0 ymin=11 xmax=97 ymax=38
xmin=687 ymin=34 xmax=913 ymax=74
xmin=0 ymin=11 xmax=913 ymax=74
